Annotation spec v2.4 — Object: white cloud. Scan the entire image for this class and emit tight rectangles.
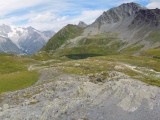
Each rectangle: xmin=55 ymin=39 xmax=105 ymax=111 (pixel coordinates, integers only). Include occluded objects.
xmin=71 ymin=10 xmax=104 ymax=24
xmin=29 ymin=12 xmax=56 ymax=23
xmin=0 ymin=0 xmax=159 ymax=32
xmin=147 ymin=1 xmax=160 ymax=9
xmin=25 ymin=10 xmax=104 ymax=31
xmin=0 ymin=0 xmax=49 ymax=16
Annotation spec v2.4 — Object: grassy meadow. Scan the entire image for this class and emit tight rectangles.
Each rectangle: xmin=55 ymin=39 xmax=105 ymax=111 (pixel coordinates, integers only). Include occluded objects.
xmin=0 ymin=54 xmax=39 ymax=93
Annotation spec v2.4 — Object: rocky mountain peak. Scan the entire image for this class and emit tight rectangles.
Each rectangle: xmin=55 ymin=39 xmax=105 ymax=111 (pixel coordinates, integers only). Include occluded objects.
xmin=119 ymin=2 xmax=146 ymax=9
xmin=94 ymin=2 xmax=146 ymax=25
xmin=78 ymin=21 xmax=87 ymax=28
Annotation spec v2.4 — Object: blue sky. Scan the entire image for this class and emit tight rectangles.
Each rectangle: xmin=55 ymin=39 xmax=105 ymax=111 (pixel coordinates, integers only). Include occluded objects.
xmin=0 ymin=0 xmax=159 ymax=31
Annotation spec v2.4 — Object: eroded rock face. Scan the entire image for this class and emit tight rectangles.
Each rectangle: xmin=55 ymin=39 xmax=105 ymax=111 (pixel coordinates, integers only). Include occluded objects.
xmin=130 ymin=9 xmax=160 ymax=28
xmin=0 ymin=68 xmax=160 ymax=120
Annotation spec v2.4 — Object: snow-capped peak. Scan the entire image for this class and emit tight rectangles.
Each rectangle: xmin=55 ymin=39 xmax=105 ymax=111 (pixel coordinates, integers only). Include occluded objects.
xmin=0 ymin=24 xmax=55 ymax=54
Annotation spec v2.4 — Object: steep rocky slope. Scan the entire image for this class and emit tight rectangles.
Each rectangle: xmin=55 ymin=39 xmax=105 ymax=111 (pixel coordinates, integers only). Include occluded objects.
xmin=0 ymin=36 xmax=22 ymax=54
xmin=84 ymin=2 xmax=146 ymax=35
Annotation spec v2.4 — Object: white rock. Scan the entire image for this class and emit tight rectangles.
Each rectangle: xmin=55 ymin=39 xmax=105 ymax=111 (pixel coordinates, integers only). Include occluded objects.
xmin=114 ymin=65 xmax=125 ymax=70
xmin=74 ymin=63 xmax=80 ymax=67
xmin=3 ymin=104 xmax=9 ymax=110
xmin=0 ymin=107 xmax=2 ymax=111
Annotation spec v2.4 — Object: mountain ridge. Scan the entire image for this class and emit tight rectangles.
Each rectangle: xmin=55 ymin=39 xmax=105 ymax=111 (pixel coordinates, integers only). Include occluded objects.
xmin=43 ymin=2 xmax=160 ymax=56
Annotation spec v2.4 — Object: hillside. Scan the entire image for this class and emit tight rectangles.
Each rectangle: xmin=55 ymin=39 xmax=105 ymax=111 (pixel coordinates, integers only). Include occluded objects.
xmin=43 ymin=24 xmax=83 ymax=52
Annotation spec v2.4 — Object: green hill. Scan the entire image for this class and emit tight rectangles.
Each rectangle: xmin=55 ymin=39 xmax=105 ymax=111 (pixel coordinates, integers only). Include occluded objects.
xmin=43 ymin=24 xmax=83 ymax=52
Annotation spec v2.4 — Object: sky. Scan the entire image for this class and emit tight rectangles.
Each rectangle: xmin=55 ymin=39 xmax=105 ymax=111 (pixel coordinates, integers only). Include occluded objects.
xmin=0 ymin=0 xmax=159 ymax=32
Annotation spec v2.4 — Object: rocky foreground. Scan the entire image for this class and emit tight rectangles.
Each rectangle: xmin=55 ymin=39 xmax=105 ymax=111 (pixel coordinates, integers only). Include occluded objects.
xmin=0 ymin=63 xmax=160 ymax=120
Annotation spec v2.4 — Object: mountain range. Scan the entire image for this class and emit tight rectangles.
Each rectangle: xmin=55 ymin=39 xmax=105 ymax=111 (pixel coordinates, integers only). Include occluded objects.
xmin=0 ymin=24 xmax=55 ymax=54
xmin=43 ymin=2 xmax=160 ymax=57
xmin=0 ymin=2 xmax=160 ymax=56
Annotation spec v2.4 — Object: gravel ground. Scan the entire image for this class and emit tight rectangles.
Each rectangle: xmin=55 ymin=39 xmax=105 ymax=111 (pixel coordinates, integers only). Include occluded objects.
xmin=0 ymin=65 xmax=160 ymax=120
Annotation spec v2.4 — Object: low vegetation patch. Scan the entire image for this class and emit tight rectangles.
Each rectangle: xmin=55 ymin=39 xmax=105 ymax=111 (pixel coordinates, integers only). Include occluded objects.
xmin=142 ymin=48 xmax=160 ymax=58
xmin=120 ymin=45 xmax=144 ymax=55
xmin=147 ymin=31 xmax=160 ymax=43
xmin=0 ymin=71 xmax=39 ymax=93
